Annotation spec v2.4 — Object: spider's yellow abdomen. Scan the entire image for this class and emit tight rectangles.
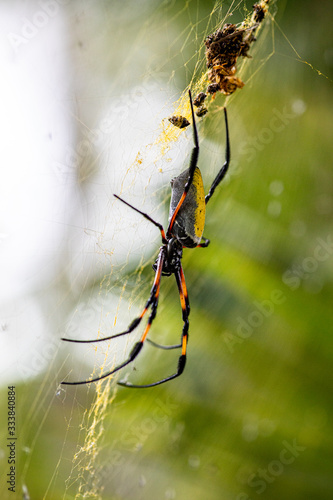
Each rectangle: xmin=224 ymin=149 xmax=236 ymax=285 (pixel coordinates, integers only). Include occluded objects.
xmin=169 ymin=166 xmax=206 ymax=248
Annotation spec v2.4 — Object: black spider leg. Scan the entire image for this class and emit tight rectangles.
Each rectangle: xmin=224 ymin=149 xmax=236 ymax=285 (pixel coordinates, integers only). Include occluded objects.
xmin=196 ymin=237 xmax=210 ymax=248
xmin=167 ymin=89 xmax=199 ymax=238
xmin=114 ymin=194 xmax=167 ymax=243
xmin=61 ymin=284 xmax=154 ymax=345
xmin=205 ymin=107 xmax=230 ymax=205
xmin=146 ymin=338 xmax=181 ymax=350
xmin=61 ymin=249 xmax=165 ymax=386
xmin=61 ymin=194 xmax=167 ymax=347
xmin=118 ymin=264 xmax=189 ymax=388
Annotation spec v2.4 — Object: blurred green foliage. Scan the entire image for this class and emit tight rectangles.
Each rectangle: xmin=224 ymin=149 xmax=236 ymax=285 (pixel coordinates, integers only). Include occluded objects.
xmin=1 ymin=1 xmax=332 ymax=499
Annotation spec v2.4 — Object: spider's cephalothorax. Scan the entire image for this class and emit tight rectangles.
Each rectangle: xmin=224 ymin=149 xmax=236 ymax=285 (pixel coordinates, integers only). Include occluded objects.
xmin=62 ymin=89 xmax=230 ymax=389
xmin=153 ymin=238 xmax=183 ymax=277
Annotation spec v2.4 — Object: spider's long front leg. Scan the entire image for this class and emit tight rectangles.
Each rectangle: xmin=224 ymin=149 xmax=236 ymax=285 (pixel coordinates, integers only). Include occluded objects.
xmin=118 ymin=264 xmax=189 ymax=388
xmin=61 ymin=250 xmax=165 ymax=386
xmin=167 ymin=89 xmax=199 ymax=238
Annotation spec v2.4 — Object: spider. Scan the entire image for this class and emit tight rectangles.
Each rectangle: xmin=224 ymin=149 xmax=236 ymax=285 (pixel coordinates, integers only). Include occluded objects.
xmin=61 ymin=89 xmax=230 ymax=389
xmin=168 ymin=114 xmax=190 ymax=129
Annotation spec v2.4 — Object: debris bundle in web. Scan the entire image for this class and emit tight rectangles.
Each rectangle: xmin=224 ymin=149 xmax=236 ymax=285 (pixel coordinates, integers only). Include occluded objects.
xmin=168 ymin=1 xmax=271 ymax=129
xmin=205 ymin=0 xmax=270 ymax=96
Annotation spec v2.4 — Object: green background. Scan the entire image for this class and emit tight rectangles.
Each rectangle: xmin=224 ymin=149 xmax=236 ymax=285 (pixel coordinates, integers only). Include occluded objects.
xmin=1 ymin=1 xmax=332 ymax=499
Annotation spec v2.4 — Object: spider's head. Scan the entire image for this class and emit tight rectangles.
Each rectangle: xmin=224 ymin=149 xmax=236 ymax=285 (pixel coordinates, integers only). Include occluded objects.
xmin=152 ymin=238 xmax=183 ymax=276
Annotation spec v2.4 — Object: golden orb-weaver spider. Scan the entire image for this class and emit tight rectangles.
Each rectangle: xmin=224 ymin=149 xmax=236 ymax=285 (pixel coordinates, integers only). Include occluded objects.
xmin=62 ymin=90 xmax=230 ymax=388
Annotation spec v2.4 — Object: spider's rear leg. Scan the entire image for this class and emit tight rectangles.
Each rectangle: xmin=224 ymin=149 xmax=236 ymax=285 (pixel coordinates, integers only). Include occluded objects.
xmin=62 ymin=304 xmax=150 ymax=345
xmin=61 ymin=250 xmax=165 ymax=386
xmin=118 ymin=265 xmax=189 ymax=388
xmin=145 ymin=265 xmax=190 ymax=350
xmin=61 ymin=272 xmax=160 ymax=345
xmin=146 ymin=338 xmax=182 ymax=350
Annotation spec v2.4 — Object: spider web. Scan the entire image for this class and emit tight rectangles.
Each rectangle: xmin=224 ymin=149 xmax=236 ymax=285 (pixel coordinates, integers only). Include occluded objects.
xmin=52 ymin=2 xmax=277 ymax=498
xmin=2 ymin=0 xmax=330 ymax=499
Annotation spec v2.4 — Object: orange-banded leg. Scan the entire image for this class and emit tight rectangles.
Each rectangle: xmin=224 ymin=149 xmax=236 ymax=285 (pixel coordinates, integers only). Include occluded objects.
xmin=119 ymin=264 xmax=189 ymax=388
xmin=61 ymin=303 xmax=150 ymax=345
xmin=178 ymin=265 xmax=190 ymax=319
xmin=166 ymin=89 xmax=199 ymax=239
xmin=61 ymin=250 xmax=165 ymax=386
xmin=146 ymin=263 xmax=189 ymax=350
